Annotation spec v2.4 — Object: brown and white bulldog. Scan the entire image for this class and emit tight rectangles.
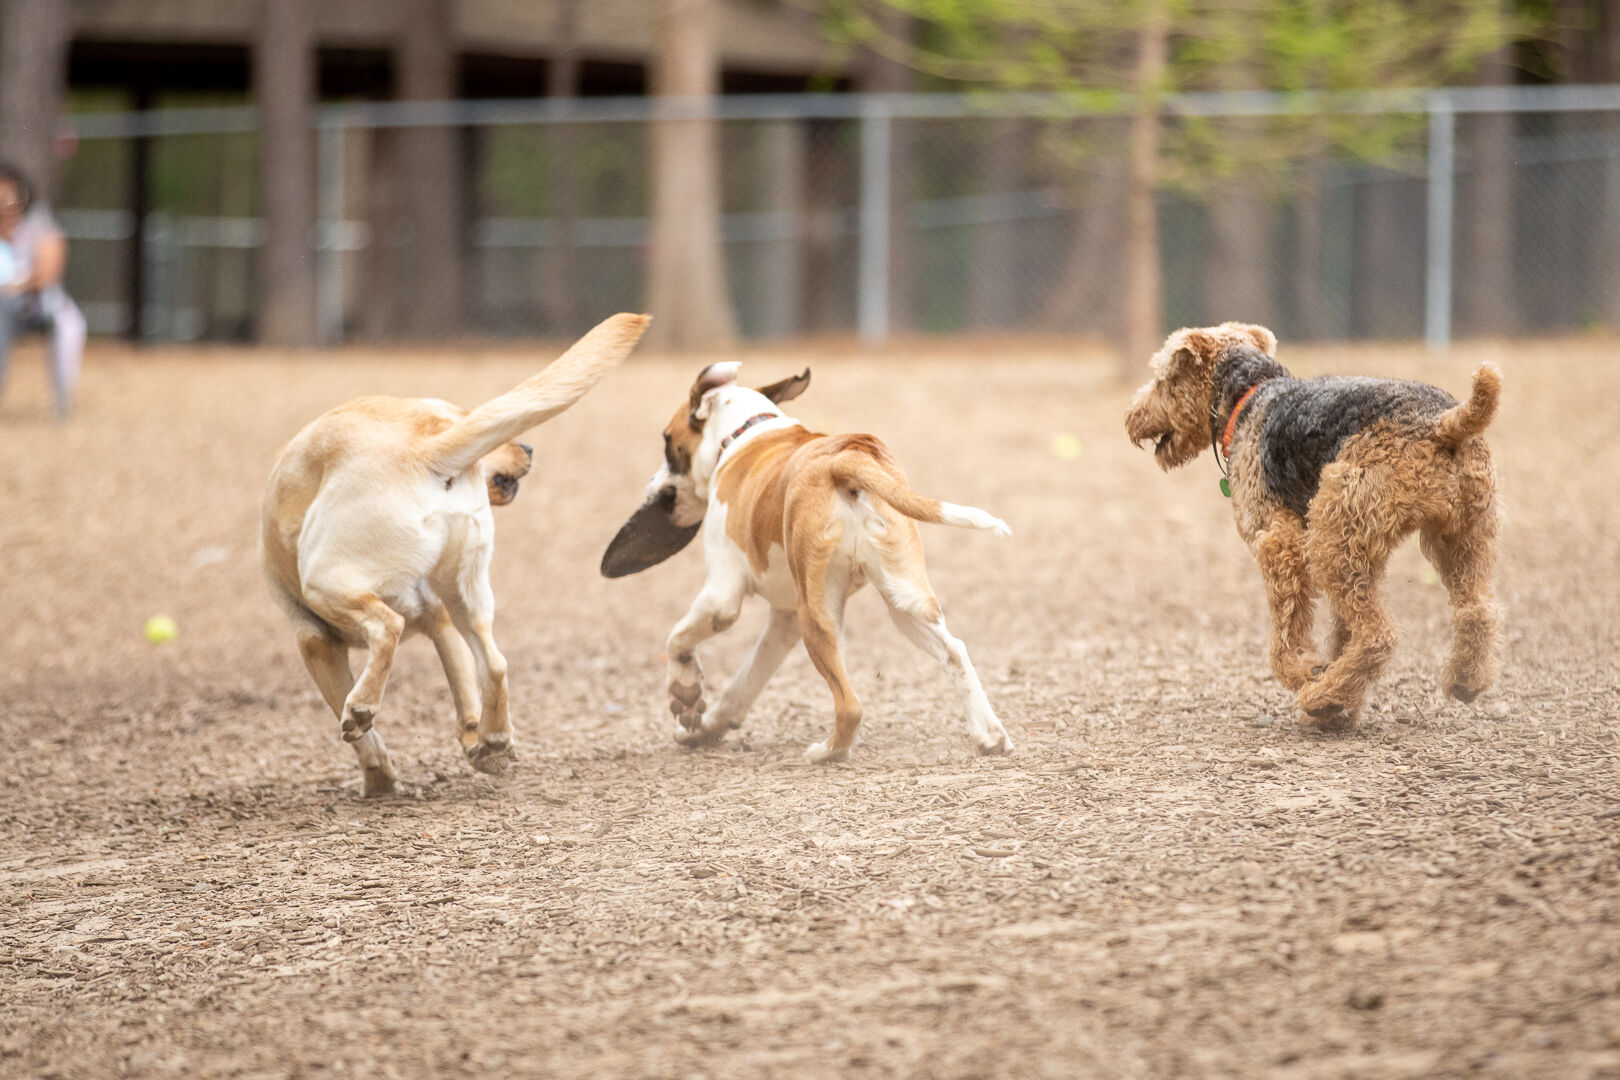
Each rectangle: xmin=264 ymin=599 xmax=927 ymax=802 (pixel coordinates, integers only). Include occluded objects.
xmin=602 ymin=362 xmax=1013 ymax=762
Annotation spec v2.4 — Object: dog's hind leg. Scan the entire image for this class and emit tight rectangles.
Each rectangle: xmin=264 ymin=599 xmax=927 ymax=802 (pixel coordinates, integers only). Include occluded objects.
xmin=873 ymin=547 xmax=1010 ymax=756
xmin=303 ymin=589 xmax=405 ymax=745
xmin=296 ymin=625 xmax=396 ymax=796
xmin=440 ymin=580 xmax=513 ymax=776
xmin=425 ymin=604 xmax=484 ymax=756
xmin=1297 ymin=485 xmax=1400 ymax=731
xmin=665 ymin=574 xmax=747 ymax=737
xmin=1251 ymin=510 xmax=1321 ymax=691
xmin=678 ymin=606 xmax=800 ymax=748
xmin=1420 ymin=482 xmax=1501 ymax=703
xmin=789 ymin=517 xmax=863 ymax=764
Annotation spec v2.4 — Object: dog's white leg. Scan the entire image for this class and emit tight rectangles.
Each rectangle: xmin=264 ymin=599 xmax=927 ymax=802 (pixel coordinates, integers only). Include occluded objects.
xmin=679 ymin=606 xmax=801 ymax=747
xmin=884 ymin=603 xmax=1010 ymax=756
xmin=425 ymin=604 xmax=484 ymax=755
xmin=665 ymin=576 xmax=746 ymax=736
xmin=441 ymin=576 xmax=513 ymax=776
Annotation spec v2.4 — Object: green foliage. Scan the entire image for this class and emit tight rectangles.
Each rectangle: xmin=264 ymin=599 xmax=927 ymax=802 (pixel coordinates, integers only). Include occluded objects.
xmin=823 ymin=0 xmax=1533 ymax=187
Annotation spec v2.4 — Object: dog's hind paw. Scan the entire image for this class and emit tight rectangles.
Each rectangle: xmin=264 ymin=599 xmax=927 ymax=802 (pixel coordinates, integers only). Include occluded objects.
xmin=1301 ymin=702 xmax=1357 ymax=733
xmin=466 ymin=738 xmax=515 ymax=775
xmin=341 ymin=704 xmax=376 ymax=742
xmin=673 ymin=722 xmax=729 ymax=749
xmin=804 ymin=740 xmax=850 ymax=765
xmin=1446 ymin=683 xmax=1482 ymax=704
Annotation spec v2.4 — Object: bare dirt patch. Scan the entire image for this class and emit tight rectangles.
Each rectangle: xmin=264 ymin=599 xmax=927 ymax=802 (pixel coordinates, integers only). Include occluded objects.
xmin=2 ymin=337 xmax=1618 ymax=1078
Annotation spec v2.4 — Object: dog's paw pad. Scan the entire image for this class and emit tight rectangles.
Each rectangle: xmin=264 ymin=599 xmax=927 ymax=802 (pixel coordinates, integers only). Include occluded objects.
xmin=669 ymin=687 xmax=706 ymax=730
xmin=340 ymin=705 xmax=375 ymax=742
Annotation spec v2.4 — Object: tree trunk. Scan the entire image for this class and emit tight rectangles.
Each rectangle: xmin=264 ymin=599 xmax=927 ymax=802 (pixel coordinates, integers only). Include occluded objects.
xmin=646 ymin=0 xmax=735 ymax=351
xmin=1204 ymin=173 xmax=1274 ymax=327
xmin=1460 ymin=24 xmax=1515 ymax=338
xmin=398 ymin=0 xmax=462 ymax=338
xmin=360 ymin=127 xmax=401 ymax=339
xmin=1038 ymin=138 xmax=1127 ymax=336
xmin=759 ymin=118 xmax=804 ymax=337
xmin=968 ymin=117 xmax=1021 ymax=330
xmin=861 ymin=9 xmax=916 ymax=334
xmin=1123 ymin=11 xmax=1168 ymax=381
xmin=544 ymin=0 xmax=580 ymax=337
xmin=0 ymin=0 xmax=69 ymax=200
xmin=255 ymin=0 xmax=318 ymax=347
xmin=1293 ymin=153 xmax=1328 ymax=340
xmin=799 ymin=121 xmax=844 ymax=335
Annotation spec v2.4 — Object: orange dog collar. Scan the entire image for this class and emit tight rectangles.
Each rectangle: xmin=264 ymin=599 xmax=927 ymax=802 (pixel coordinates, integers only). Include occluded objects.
xmin=1221 ymin=385 xmax=1260 ymax=457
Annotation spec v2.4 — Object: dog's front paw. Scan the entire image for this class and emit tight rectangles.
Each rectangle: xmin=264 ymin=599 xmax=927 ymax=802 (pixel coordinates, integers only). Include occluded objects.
xmin=1299 ymin=701 xmax=1358 ymax=733
xmin=341 ymin=703 xmax=376 ymax=742
xmin=804 ymin=740 xmax=850 ymax=765
xmin=975 ymin=729 xmax=1012 ymax=756
xmin=466 ymin=733 xmax=515 ymax=775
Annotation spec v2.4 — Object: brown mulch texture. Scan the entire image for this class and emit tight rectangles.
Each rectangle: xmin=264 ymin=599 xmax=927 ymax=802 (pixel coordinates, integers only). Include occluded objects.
xmin=2 ymin=336 xmax=1618 ymax=1079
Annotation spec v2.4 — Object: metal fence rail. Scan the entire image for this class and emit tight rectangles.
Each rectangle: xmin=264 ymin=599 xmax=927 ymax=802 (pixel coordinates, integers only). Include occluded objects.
xmin=51 ymin=87 xmax=1620 ymax=347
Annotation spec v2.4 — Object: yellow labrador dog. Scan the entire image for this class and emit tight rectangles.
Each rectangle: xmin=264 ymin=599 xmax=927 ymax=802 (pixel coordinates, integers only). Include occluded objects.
xmin=260 ymin=313 xmax=648 ymax=795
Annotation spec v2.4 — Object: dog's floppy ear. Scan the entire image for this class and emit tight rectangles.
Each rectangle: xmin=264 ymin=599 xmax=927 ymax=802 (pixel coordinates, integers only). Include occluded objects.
xmin=601 ymin=487 xmax=702 ymax=578
xmin=757 ymin=368 xmax=810 ymax=405
xmin=689 ymin=361 xmax=740 ymax=423
xmin=1165 ymin=328 xmax=1218 ymax=373
xmin=1218 ymin=321 xmax=1277 ymax=357
xmin=1244 ymin=325 xmax=1278 ymax=356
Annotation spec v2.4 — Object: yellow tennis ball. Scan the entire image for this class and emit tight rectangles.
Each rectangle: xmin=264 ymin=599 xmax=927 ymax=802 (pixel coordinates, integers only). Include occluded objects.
xmin=144 ymin=615 xmax=178 ymax=645
xmin=1051 ymin=433 xmax=1082 ymax=460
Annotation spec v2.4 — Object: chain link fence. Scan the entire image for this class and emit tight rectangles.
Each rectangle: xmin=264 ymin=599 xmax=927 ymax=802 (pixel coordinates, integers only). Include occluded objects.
xmin=49 ymin=88 xmax=1620 ymax=346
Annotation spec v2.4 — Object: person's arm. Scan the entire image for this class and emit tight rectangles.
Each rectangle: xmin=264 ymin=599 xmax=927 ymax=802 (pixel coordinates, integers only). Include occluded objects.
xmin=12 ymin=227 xmax=66 ymax=291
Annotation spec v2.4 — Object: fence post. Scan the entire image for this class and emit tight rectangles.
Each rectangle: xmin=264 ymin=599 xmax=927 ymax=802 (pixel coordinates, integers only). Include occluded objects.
xmin=316 ymin=117 xmax=345 ymax=345
xmin=858 ymin=95 xmax=891 ymax=346
xmin=1425 ymin=93 xmax=1455 ymax=352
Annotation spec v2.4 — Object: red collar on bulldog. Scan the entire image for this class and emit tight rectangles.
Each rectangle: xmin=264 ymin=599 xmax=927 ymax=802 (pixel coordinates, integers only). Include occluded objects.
xmin=719 ymin=413 xmax=779 ymax=456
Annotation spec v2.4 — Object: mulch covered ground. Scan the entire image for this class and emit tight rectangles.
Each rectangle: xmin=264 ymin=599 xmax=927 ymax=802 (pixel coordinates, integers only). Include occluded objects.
xmin=2 ymin=335 xmax=1617 ymax=1078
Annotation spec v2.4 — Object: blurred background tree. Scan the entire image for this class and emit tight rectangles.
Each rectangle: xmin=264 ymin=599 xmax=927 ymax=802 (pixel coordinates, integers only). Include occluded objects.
xmin=821 ymin=0 xmax=1525 ymax=375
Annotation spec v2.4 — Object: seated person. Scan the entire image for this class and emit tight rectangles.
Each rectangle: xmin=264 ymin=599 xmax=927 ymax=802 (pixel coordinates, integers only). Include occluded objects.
xmin=0 ymin=162 xmax=86 ymax=418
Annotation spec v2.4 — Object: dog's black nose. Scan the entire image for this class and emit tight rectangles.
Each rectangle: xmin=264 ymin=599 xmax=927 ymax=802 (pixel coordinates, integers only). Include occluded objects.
xmin=519 ymin=443 xmax=533 ymax=461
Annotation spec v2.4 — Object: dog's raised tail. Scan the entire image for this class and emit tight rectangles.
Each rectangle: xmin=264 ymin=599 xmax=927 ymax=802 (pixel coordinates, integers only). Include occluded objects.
xmin=423 ymin=313 xmax=649 ymax=476
xmin=829 ymin=442 xmax=1011 ymax=537
xmin=1433 ymin=361 xmax=1502 ymax=448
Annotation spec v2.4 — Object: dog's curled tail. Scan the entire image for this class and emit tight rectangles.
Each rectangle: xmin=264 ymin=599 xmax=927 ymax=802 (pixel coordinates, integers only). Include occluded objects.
xmin=829 ymin=442 xmax=1012 ymax=537
xmin=1433 ymin=361 xmax=1502 ymax=448
xmin=423 ymin=313 xmax=650 ymax=476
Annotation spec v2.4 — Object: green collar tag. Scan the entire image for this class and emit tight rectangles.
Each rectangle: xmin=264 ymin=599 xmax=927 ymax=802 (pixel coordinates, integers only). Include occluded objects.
xmin=1219 ymin=476 xmax=1232 ymax=498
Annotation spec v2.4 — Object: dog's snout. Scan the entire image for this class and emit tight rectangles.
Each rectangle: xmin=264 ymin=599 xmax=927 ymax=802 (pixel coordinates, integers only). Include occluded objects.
xmin=519 ymin=443 xmax=533 ymax=461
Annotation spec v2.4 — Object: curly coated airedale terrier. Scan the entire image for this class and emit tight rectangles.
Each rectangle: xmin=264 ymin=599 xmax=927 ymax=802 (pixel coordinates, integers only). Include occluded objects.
xmin=1124 ymin=323 xmax=1502 ymax=730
